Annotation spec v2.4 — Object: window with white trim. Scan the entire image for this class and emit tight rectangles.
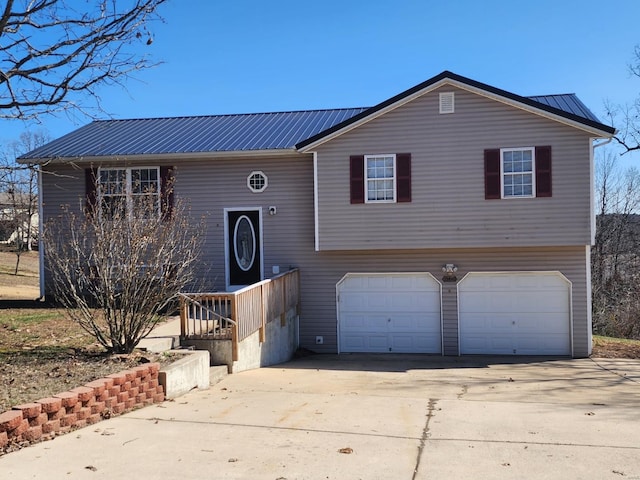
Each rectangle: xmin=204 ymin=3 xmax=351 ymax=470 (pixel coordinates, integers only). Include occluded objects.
xmin=99 ymin=167 xmax=161 ymax=218
xmin=247 ymin=171 xmax=268 ymax=193
xmin=365 ymin=154 xmax=396 ymax=202
xmin=501 ymin=148 xmax=534 ymax=198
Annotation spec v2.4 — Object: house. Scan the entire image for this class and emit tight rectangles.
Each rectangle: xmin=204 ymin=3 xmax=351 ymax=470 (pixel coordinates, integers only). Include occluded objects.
xmin=0 ymin=192 xmax=38 ymax=248
xmin=20 ymin=71 xmax=615 ymax=358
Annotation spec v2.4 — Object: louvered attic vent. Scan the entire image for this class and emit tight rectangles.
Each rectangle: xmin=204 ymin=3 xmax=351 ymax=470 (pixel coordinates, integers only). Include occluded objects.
xmin=439 ymin=92 xmax=455 ymax=114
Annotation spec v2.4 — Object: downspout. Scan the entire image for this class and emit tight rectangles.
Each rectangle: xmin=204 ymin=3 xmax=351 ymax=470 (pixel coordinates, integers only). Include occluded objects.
xmin=593 ymin=138 xmax=612 ymax=150
xmin=37 ymin=164 xmax=45 ymax=301
xmin=591 ymin=137 xmax=613 ymax=244
xmin=587 ymin=136 xmax=613 ymax=355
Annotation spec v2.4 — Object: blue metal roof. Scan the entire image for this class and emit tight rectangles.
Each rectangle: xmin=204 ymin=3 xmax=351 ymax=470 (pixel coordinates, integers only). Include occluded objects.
xmin=19 ymin=71 xmax=613 ymax=161
xmin=20 ymin=108 xmax=368 ymax=160
xmin=527 ymin=94 xmax=601 ymax=124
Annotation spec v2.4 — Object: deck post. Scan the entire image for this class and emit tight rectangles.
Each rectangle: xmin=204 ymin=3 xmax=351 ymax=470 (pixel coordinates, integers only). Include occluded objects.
xmin=280 ymin=274 xmax=286 ymax=326
xmin=179 ymin=296 xmax=187 ymax=337
xmin=231 ymin=295 xmax=238 ymax=362
xmin=259 ymin=284 xmax=266 ymax=343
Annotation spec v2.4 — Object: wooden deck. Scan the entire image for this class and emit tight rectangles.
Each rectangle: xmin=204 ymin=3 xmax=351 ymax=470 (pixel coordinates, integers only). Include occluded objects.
xmin=179 ymin=269 xmax=300 ymax=361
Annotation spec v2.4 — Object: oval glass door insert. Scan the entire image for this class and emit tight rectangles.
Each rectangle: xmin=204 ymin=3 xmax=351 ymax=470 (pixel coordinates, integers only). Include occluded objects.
xmin=234 ymin=215 xmax=256 ymax=271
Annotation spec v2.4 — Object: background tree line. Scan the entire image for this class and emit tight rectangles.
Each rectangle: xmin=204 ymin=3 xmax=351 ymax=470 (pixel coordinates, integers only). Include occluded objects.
xmin=595 ymin=46 xmax=640 ymax=339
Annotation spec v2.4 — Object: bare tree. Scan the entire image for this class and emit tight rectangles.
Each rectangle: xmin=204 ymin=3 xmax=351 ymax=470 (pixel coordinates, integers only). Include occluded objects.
xmin=592 ymin=149 xmax=640 ymax=338
xmin=0 ymin=130 xmax=46 ymax=273
xmin=607 ymin=45 xmax=640 ymax=154
xmin=1 ymin=0 xmax=166 ymax=120
xmin=42 ymin=176 xmax=205 ymax=354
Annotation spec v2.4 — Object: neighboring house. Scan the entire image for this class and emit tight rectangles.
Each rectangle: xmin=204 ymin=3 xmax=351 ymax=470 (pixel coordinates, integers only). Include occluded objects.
xmin=0 ymin=192 xmax=38 ymax=248
xmin=20 ymin=71 xmax=614 ymax=358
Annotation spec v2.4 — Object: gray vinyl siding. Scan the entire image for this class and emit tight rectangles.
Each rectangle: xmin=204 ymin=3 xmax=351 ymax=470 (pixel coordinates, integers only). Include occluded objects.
xmin=40 ymin=156 xmax=317 ymax=295
xmin=172 ymin=156 xmax=315 ymax=292
xmin=314 ymin=85 xmax=594 ymax=251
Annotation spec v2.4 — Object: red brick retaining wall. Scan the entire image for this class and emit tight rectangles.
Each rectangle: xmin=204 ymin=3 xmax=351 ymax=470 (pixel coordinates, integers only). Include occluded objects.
xmin=0 ymin=363 xmax=164 ymax=452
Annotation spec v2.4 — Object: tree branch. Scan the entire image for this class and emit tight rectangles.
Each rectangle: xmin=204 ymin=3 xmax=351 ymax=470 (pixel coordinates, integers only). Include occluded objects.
xmin=0 ymin=0 xmax=166 ymax=120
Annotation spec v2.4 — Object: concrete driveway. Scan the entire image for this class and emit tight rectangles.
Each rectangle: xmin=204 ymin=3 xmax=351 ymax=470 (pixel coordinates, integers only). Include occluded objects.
xmin=1 ymin=355 xmax=639 ymax=479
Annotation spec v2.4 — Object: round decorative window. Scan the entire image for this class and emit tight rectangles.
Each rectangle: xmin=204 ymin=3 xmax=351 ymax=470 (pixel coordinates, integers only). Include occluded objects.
xmin=247 ymin=171 xmax=268 ymax=193
xmin=234 ymin=215 xmax=256 ymax=271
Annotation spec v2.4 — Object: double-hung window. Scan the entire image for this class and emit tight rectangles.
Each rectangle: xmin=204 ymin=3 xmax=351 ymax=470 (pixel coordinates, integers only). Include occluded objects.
xmin=501 ymin=147 xmax=534 ymax=198
xmin=350 ymin=153 xmax=411 ymax=204
xmin=365 ymin=154 xmax=396 ymax=202
xmin=484 ymin=146 xmax=551 ymax=200
xmin=98 ymin=167 xmax=161 ymax=218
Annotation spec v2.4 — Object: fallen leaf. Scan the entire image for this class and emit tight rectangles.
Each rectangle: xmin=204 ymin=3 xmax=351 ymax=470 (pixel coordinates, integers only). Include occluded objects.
xmin=338 ymin=447 xmax=353 ymax=454
xmin=85 ymin=465 xmax=97 ymax=471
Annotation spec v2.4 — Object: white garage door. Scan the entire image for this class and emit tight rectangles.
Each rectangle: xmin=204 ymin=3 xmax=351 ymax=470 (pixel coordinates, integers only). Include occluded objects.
xmin=338 ymin=273 xmax=441 ymax=353
xmin=458 ymin=272 xmax=571 ymax=355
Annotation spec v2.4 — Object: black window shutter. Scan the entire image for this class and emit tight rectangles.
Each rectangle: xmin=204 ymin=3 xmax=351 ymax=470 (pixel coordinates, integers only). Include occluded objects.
xmin=396 ymin=153 xmax=411 ymax=202
xmin=160 ymin=166 xmax=175 ymax=220
xmin=484 ymin=149 xmax=501 ymax=199
xmin=350 ymin=155 xmax=365 ymax=204
xmin=85 ymin=168 xmax=97 ymax=215
xmin=535 ymin=146 xmax=552 ymax=197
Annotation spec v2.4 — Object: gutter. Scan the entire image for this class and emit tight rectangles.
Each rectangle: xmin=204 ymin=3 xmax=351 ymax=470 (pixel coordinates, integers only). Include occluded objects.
xmin=18 ymin=148 xmax=304 ymax=165
xmin=37 ymin=165 xmax=45 ymax=300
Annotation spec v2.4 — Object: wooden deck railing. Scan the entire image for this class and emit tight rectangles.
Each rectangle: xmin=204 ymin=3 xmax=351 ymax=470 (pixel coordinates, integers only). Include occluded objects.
xmin=179 ymin=269 xmax=300 ymax=361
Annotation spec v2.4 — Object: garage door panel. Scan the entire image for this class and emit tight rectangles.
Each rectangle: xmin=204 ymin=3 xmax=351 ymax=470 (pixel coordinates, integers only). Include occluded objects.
xmin=514 ymin=335 xmax=569 ymax=355
xmin=341 ymin=292 xmax=389 ymax=309
xmin=463 ymin=274 xmax=568 ymax=290
xmin=459 ymin=272 xmax=571 ymax=356
xmin=461 ymin=335 xmax=513 ymax=355
xmin=338 ymin=273 xmax=442 ymax=354
xmin=341 ymin=333 xmax=388 ymax=352
xmin=513 ymin=314 xmax=569 ymax=333
xmin=341 ymin=313 xmax=388 ymax=332
xmin=389 ymin=333 xmax=440 ymax=353
xmin=390 ymin=314 xmax=441 ymax=332
xmin=460 ymin=314 xmax=516 ymax=332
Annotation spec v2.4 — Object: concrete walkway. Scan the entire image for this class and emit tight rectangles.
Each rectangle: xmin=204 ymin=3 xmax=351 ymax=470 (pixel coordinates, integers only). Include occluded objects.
xmin=1 ymin=355 xmax=639 ymax=479
xmin=137 ymin=315 xmax=182 ymax=353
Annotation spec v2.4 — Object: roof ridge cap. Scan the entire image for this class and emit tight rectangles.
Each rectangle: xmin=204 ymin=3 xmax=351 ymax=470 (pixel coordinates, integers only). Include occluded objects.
xmin=90 ymin=107 xmax=371 ymax=124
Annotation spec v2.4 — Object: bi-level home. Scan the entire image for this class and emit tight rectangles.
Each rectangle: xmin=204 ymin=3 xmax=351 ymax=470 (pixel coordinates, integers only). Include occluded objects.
xmin=21 ymin=71 xmax=614 ymax=359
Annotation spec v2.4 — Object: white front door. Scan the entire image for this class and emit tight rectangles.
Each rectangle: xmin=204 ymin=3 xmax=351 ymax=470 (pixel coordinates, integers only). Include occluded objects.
xmin=337 ymin=273 xmax=442 ymax=353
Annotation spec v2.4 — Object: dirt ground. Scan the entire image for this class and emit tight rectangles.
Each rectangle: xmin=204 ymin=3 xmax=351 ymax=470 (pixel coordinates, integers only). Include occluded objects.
xmin=0 ymin=250 xmax=174 ymax=415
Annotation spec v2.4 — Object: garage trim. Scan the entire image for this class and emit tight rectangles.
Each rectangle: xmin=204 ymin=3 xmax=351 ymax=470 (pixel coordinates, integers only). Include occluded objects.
xmin=457 ymin=271 xmax=573 ymax=356
xmin=336 ymin=272 xmax=443 ymax=354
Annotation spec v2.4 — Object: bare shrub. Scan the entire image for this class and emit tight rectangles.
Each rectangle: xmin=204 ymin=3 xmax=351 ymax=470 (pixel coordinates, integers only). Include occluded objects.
xmin=42 ymin=176 xmax=204 ymax=353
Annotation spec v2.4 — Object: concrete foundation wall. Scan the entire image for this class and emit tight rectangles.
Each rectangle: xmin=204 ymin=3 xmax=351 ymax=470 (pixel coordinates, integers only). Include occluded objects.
xmin=232 ymin=308 xmax=299 ymax=373
xmin=182 ymin=338 xmax=233 ymax=369
xmin=157 ymin=350 xmax=210 ymax=399
xmin=181 ymin=308 xmax=299 ymax=373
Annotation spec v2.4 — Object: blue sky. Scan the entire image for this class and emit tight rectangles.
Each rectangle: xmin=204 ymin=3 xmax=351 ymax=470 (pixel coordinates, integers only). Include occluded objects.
xmin=2 ymin=0 xmax=640 ymax=163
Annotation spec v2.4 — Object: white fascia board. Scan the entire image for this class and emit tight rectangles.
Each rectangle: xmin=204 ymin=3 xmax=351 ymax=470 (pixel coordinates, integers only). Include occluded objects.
xmin=298 ymin=79 xmax=612 ymax=152
xmin=21 ymin=148 xmax=303 ymax=165
xmin=449 ymin=79 xmax=614 ymax=138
